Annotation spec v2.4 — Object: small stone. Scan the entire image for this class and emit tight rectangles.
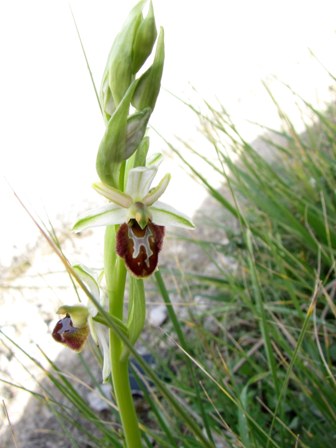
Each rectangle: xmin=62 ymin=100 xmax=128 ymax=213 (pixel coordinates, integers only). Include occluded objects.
xmin=148 ymin=305 xmax=167 ymax=327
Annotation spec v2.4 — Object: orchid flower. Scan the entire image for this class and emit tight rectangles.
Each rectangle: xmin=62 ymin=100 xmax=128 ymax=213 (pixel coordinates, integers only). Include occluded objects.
xmin=52 ymin=265 xmax=111 ymax=382
xmin=52 ymin=305 xmax=90 ymax=352
xmin=73 ymin=156 xmax=194 ymax=277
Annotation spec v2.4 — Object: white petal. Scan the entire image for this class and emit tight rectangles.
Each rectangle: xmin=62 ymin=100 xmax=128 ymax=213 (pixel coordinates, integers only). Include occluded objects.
xmin=95 ymin=323 xmax=111 ymax=381
xmin=73 ymin=204 xmax=128 ymax=232
xmin=143 ymin=173 xmax=171 ymax=206
xmin=150 ymin=201 xmax=195 ymax=229
xmin=88 ymin=316 xmax=98 ymax=344
xmin=88 ymin=318 xmax=111 ymax=381
xmin=125 ymin=166 xmax=158 ymax=200
xmin=93 ymin=182 xmax=132 ymax=208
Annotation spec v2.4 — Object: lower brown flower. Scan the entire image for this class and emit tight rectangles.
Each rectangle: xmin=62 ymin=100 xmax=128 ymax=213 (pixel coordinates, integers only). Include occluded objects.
xmin=116 ymin=220 xmax=165 ymax=277
xmin=52 ymin=314 xmax=89 ymax=352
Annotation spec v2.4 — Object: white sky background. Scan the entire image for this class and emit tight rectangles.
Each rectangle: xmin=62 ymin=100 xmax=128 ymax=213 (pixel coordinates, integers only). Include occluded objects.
xmin=1 ymin=0 xmax=336 ymax=266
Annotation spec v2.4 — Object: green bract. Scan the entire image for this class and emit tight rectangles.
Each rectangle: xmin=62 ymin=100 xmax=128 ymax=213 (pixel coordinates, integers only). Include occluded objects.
xmin=96 ymin=80 xmax=139 ymax=188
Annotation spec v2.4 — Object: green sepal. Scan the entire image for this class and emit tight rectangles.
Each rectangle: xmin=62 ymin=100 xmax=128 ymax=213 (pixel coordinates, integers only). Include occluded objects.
xmin=96 ymin=80 xmax=139 ymax=187
xmin=132 ymin=0 xmax=157 ymax=74
xmin=121 ymin=277 xmax=146 ymax=360
xmin=132 ymin=27 xmax=165 ymax=111
xmin=56 ymin=305 xmax=89 ymax=328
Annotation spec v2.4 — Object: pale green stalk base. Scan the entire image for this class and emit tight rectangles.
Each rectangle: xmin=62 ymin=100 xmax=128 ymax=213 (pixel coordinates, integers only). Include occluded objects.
xmin=105 ymin=226 xmax=142 ymax=448
xmin=110 ymin=344 xmax=142 ymax=447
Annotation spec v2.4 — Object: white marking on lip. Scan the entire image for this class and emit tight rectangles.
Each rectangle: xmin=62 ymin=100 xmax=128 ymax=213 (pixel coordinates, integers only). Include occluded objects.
xmin=128 ymin=226 xmax=153 ymax=267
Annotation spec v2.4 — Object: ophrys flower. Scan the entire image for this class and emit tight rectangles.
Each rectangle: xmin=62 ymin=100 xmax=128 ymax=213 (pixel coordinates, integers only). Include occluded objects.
xmin=52 ymin=265 xmax=111 ymax=382
xmin=73 ymin=157 xmax=194 ymax=277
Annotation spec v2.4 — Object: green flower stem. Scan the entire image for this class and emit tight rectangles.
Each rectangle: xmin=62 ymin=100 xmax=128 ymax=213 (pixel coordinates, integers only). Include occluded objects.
xmin=110 ymin=351 xmax=142 ymax=447
xmin=119 ymin=160 xmax=126 ymax=192
xmin=104 ymin=225 xmax=142 ymax=447
xmin=104 ymin=225 xmax=117 ymax=297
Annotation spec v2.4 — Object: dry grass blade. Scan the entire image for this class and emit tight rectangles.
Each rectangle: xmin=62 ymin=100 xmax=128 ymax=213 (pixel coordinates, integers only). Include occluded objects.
xmin=2 ymin=400 xmax=18 ymax=448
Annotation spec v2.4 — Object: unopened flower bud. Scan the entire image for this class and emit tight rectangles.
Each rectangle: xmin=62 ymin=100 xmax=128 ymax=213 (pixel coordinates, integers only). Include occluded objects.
xmin=132 ymin=27 xmax=164 ymax=111
xmin=132 ymin=1 xmax=157 ymax=74
xmin=103 ymin=2 xmax=143 ymax=106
